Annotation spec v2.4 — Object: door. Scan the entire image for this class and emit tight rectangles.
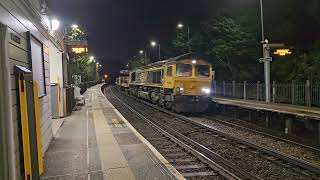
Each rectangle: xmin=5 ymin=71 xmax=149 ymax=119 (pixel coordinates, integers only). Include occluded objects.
xmin=0 ymin=25 xmax=9 ymax=180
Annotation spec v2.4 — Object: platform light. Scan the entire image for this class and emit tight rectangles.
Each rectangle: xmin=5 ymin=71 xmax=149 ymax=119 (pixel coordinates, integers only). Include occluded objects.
xmin=51 ymin=19 xmax=60 ymax=31
xmin=71 ymin=24 xmax=78 ymax=29
xmin=192 ymin=60 xmax=197 ymax=64
xmin=151 ymin=41 xmax=157 ymax=47
xmin=177 ymin=23 xmax=184 ymax=29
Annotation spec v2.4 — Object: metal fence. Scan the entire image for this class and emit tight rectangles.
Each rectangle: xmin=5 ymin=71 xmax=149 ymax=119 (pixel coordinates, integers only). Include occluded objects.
xmin=213 ymin=80 xmax=320 ymax=107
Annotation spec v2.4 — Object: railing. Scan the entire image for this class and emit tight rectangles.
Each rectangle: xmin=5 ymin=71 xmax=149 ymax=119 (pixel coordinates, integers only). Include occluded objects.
xmin=213 ymin=80 xmax=320 ymax=107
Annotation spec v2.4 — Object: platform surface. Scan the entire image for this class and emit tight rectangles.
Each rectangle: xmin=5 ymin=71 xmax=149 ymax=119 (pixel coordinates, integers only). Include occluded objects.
xmin=41 ymin=85 xmax=182 ymax=180
xmin=212 ymin=97 xmax=320 ymax=120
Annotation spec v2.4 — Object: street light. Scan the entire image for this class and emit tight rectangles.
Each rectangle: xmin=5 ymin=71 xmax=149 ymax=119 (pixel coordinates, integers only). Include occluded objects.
xmin=150 ymin=41 xmax=161 ymax=60
xmin=139 ymin=50 xmax=144 ymax=54
xmin=177 ymin=22 xmax=191 ymax=53
xmin=139 ymin=50 xmax=148 ymax=65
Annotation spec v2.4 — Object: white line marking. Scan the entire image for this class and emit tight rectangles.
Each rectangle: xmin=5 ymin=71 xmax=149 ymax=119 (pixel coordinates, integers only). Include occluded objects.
xmin=87 ymin=108 xmax=90 ymax=180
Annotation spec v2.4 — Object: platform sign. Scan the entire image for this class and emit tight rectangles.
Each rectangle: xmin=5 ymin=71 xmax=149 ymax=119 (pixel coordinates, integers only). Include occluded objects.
xmin=273 ymin=49 xmax=292 ymax=56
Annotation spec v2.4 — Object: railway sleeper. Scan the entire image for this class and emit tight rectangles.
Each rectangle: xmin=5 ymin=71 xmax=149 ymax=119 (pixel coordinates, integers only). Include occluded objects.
xmin=168 ymin=158 xmax=198 ymax=163
xmin=181 ymin=171 xmax=218 ymax=178
xmin=174 ymin=164 xmax=207 ymax=170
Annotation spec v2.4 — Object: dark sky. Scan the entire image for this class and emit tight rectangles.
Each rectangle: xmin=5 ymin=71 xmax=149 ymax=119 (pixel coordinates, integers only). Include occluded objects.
xmin=49 ymin=0 xmax=256 ymax=82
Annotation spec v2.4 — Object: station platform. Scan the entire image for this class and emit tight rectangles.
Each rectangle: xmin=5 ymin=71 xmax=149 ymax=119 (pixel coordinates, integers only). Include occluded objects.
xmin=212 ymin=97 xmax=320 ymax=120
xmin=41 ymin=85 xmax=183 ymax=180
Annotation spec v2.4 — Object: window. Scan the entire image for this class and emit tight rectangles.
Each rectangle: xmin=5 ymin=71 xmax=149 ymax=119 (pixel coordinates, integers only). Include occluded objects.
xmin=177 ymin=64 xmax=192 ymax=77
xmin=167 ymin=66 xmax=172 ymax=77
xmin=31 ymin=37 xmax=45 ymax=97
xmin=196 ymin=65 xmax=210 ymax=77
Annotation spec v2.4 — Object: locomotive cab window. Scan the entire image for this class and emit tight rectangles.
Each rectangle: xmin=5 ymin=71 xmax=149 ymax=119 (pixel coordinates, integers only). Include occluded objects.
xmin=196 ymin=65 xmax=210 ymax=77
xmin=167 ymin=66 xmax=173 ymax=77
xmin=177 ymin=64 xmax=192 ymax=77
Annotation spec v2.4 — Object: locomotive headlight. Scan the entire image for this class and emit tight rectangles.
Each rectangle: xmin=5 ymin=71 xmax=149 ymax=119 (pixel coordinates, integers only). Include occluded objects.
xmin=201 ymin=88 xmax=211 ymax=94
xmin=176 ymin=87 xmax=184 ymax=94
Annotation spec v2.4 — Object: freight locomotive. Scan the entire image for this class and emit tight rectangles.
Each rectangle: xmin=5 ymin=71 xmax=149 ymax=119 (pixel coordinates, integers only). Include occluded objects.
xmin=116 ymin=53 xmax=213 ymax=113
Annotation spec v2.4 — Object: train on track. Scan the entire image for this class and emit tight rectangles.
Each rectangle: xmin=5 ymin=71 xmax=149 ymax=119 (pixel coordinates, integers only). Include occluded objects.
xmin=116 ymin=53 xmax=213 ymax=113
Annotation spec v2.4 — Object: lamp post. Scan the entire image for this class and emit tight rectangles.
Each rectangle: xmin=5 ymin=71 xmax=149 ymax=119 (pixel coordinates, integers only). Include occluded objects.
xmin=177 ymin=22 xmax=191 ymax=53
xmin=151 ymin=41 xmax=161 ymax=60
xmin=259 ymin=0 xmax=271 ymax=103
xmin=139 ymin=50 xmax=147 ymax=65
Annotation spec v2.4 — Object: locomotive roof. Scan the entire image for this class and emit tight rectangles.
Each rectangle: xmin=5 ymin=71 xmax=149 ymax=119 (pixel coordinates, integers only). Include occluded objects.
xmin=145 ymin=52 xmax=207 ymax=68
xmin=119 ymin=70 xmax=129 ymax=75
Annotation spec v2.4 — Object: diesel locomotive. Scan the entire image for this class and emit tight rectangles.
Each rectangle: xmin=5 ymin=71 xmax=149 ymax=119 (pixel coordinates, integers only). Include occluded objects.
xmin=117 ymin=53 xmax=213 ymax=112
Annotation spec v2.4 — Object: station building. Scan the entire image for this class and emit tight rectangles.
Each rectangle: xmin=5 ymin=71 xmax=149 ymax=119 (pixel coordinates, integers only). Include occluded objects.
xmin=0 ymin=0 xmax=65 ymax=179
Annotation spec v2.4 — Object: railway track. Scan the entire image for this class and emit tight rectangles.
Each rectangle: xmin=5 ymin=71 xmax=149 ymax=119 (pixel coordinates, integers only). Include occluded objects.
xmin=106 ymin=86 xmax=320 ymax=179
xmin=195 ymin=114 xmax=320 ymax=164
xmin=106 ymin=86 xmax=257 ymax=180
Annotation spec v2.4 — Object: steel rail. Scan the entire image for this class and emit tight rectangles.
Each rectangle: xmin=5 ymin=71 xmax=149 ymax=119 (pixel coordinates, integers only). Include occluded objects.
xmin=114 ymin=87 xmax=320 ymax=176
xmin=203 ymin=115 xmax=320 ymax=153
xmin=109 ymin=87 xmax=259 ymax=180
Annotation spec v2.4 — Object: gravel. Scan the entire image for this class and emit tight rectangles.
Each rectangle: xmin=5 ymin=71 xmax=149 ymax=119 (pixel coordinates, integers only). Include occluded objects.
xmin=108 ymin=86 xmax=319 ymax=179
xmin=189 ymin=116 xmax=320 ymax=166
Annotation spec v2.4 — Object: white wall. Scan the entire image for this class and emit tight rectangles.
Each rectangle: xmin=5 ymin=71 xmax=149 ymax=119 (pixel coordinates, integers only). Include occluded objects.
xmin=49 ymin=42 xmax=64 ymax=117
xmin=0 ymin=0 xmax=53 ymax=179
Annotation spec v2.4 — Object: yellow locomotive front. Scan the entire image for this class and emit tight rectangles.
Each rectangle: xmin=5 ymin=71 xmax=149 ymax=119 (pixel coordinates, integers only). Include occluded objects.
xmin=163 ymin=57 xmax=213 ymax=112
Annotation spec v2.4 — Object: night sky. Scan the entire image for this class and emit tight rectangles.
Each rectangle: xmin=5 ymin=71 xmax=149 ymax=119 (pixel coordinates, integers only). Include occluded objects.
xmin=49 ymin=0 xmax=257 ymax=82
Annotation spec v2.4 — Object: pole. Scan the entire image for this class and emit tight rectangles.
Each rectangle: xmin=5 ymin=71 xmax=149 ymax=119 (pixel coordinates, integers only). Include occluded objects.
xmin=144 ymin=51 xmax=147 ymax=65
xmin=260 ymin=0 xmax=271 ymax=102
xmin=260 ymin=0 xmax=265 ymax=41
xmin=158 ymin=44 xmax=161 ymax=60
xmin=187 ymin=25 xmax=191 ymax=53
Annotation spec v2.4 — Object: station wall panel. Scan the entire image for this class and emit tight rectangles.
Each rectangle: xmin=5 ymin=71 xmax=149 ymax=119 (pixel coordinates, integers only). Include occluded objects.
xmin=0 ymin=0 xmax=54 ymax=179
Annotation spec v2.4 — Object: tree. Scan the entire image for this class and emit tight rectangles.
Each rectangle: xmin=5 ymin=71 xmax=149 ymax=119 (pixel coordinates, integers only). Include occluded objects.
xmin=68 ymin=26 xmax=87 ymax=41
xmin=68 ymin=55 xmax=99 ymax=84
xmin=194 ymin=16 xmax=260 ymax=81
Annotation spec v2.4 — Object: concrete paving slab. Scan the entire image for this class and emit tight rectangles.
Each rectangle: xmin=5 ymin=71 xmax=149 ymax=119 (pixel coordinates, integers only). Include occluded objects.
xmin=42 ymin=85 xmax=183 ymax=180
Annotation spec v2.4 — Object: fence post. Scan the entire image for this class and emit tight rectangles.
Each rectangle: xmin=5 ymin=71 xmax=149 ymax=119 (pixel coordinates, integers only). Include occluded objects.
xmin=257 ymin=81 xmax=260 ymax=101
xmin=232 ymin=80 xmax=236 ymax=97
xmin=223 ymin=81 xmax=226 ymax=96
xmin=306 ymin=80 xmax=311 ymax=107
xmin=291 ymin=80 xmax=295 ymax=105
xmin=244 ymin=81 xmax=247 ymax=100
xmin=272 ymin=81 xmax=276 ymax=103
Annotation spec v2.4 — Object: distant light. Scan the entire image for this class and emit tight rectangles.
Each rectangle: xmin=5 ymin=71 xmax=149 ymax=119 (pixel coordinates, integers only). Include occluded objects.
xmin=139 ymin=50 xmax=144 ymax=54
xmin=93 ymin=60 xmax=96 ymax=63
xmin=192 ymin=60 xmax=197 ymax=64
xmin=71 ymin=24 xmax=78 ymax=29
xmin=126 ymin=64 xmax=129 ymax=67
xmin=274 ymin=49 xmax=292 ymax=56
xmin=104 ymin=74 xmax=108 ymax=79
xmin=177 ymin=23 xmax=184 ymax=29
xmin=151 ymin=41 xmax=157 ymax=47
xmin=96 ymin=62 xmax=99 ymax=65
xmin=90 ymin=56 xmax=95 ymax=60
xmin=51 ymin=19 xmax=60 ymax=31
xmin=99 ymin=65 xmax=102 ymax=67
